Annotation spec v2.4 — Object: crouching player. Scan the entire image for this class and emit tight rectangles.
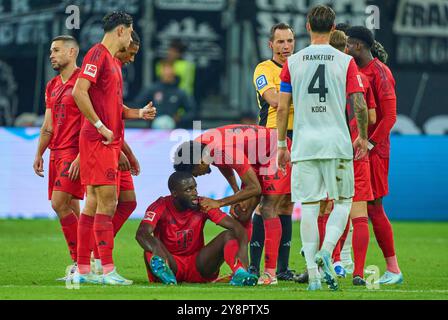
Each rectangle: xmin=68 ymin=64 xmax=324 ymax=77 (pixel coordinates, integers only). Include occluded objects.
xmin=135 ymin=172 xmax=258 ymax=286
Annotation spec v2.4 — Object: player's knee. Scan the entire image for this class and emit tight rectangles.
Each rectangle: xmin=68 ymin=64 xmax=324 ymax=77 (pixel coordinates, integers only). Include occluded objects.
xmin=259 ymin=202 xmax=277 ymax=219
xmin=51 ymin=198 xmax=71 ymax=216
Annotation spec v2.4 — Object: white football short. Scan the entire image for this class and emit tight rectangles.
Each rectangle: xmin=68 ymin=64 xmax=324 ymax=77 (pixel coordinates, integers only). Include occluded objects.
xmin=291 ymin=158 xmax=354 ymax=203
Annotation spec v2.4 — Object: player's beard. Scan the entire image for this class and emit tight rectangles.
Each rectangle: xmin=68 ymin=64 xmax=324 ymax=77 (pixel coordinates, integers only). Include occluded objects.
xmin=179 ymin=197 xmax=198 ymax=211
xmin=52 ymin=60 xmax=68 ymax=71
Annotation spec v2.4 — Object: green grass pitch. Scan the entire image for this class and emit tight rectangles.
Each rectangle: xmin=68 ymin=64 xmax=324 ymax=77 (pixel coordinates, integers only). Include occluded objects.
xmin=0 ymin=219 xmax=447 ymax=300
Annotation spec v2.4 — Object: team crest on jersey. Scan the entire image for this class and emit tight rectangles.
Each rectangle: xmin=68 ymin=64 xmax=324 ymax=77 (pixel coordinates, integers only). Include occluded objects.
xmin=256 ymin=75 xmax=268 ymax=90
xmin=144 ymin=211 xmax=156 ymax=222
xmin=84 ymin=64 xmax=98 ymax=78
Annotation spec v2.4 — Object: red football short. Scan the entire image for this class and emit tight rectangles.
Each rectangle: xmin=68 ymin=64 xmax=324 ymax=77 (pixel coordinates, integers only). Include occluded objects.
xmin=117 ymin=170 xmax=135 ymax=192
xmin=253 ymin=137 xmax=292 ymax=195
xmin=48 ymin=149 xmax=85 ymax=200
xmin=369 ymin=152 xmax=389 ymax=199
xmin=144 ymin=251 xmax=218 ymax=284
xmin=353 ymin=159 xmax=374 ymax=202
xmin=79 ymin=139 xmax=120 ymax=186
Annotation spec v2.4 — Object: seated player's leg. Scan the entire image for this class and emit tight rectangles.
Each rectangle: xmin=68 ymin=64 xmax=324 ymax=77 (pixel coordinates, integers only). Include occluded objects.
xmin=368 ymin=153 xmax=403 ymax=284
xmin=114 ymin=170 xmax=137 ymax=236
xmin=196 ymin=231 xmax=257 ymax=286
xmin=144 ymin=242 xmax=178 ymax=285
xmin=257 ymin=194 xmax=283 ymax=285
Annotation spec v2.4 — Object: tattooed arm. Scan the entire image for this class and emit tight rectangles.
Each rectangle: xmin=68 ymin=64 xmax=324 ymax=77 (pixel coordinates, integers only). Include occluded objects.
xmin=349 ymin=92 xmax=368 ymax=159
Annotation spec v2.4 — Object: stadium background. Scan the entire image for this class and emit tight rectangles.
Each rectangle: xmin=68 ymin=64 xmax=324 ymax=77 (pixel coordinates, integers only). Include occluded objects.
xmin=0 ymin=0 xmax=446 ymax=221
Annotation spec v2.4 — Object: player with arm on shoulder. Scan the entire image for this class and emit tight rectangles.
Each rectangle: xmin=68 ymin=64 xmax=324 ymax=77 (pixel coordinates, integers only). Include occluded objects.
xmin=173 ymin=124 xmax=292 ymax=285
xmin=33 ymin=35 xmax=84 ymax=280
xmin=251 ymin=23 xmax=297 ymax=282
xmin=135 ymin=172 xmax=257 ymax=286
xmin=346 ymin=26 xmax=402 ymax=285
xmin=277 ymin=5 xmax=368 ymax=291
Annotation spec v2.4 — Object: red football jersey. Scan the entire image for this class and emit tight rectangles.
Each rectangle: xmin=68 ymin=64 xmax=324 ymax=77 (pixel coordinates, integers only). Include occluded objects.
xmin=196 ymin=124 xmax=278 ymax=177
xmin=141 ymin=196 xmax=227 ymax=256
xmin=360 ymin=58 xmax=397 ymax=158
xmin=78 ymin=43 xmax=124 ymax=147
xmin=114 ymin=58 xmax=126 ymax=140
xmin=45 ymin=68 xmax=82 ymax=151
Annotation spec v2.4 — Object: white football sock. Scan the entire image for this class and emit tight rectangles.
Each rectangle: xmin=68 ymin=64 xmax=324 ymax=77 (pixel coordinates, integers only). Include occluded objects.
xmin=300 ymin=203 xmax=320 ymax=279
xmin=341 ymin=220 xmax=353 ymax=265
xmin=322 ymin=199 xmax=352 ymax=254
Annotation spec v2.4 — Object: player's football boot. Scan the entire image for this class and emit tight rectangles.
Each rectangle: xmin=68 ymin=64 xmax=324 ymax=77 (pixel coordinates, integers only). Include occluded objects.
xmin=149 ymin=255 xmax=177 ymax=285
xmin=276 ymin=269 xmax=298 ymax=281
xmin=247 ymin=265 xmax=260 ymax=277
xmin=334 ymin=264 xmax=347 ymax=278
xmin=56 ymin=263 xmax=77 ymax=282
xmin=307 ymin=278 xmax=322 ymax=291
xmin=375 ymin=271 xmax=403 ymax=285
xmin=294 ymin=270 xmax=309 ymax=284
xmin=229 ymin=268 xmax=258 ymax=287
xmin=315 ymin=250 xmax=339 ymax=291
xmin=102 ymin=268 xmax=133 ymax=286
xmin=72 ymin=270 xmax=102 ymax=285
xmin=352 ymin=276 xmax=366 ymax=286
xmin=257 ymin=272 xmax=278 ymax=285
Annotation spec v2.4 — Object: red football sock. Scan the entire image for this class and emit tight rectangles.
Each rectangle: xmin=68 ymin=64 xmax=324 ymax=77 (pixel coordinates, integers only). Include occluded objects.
xmin=77 ymin=214 xmax=94 ymax=274
xmin=318 ymin=214 xmax=329 ymax=249
xmin=223 ymin=239 xmax=244 ymax=273
xmin=60 ymin=212 xmax=78 ymax=262
xmin=368 ymin=204 xmax=400 ymax=273
xmin=113 ymin=201 xmax=137 ymax=236
xmin=90 ymin=230 xmax=100 ymax=260
xmin=352 ymin=217 xmax=369 ymax=278
xmin=264 ymin=217 xmax=282 ymax=272
xmin=94 ymin=214 xmax=115 ymax=274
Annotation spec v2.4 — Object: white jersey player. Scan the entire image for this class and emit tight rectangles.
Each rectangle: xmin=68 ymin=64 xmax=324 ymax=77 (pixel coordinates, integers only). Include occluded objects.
xmin=276 ymin=5 xmax=368 ymax=291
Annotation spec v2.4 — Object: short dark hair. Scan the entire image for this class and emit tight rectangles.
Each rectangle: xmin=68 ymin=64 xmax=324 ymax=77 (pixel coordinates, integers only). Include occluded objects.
xmin=52 ymin=35 xmax=79 ymax=47
xmin=173 ymin=141 xmax=207 ymax=173
xmin=131 ymin=30 xmax=141 ymax=46
xmin=335 ymin=23 xmax=350 ymax=34
xmin=346 ymin=26 xmax=374 ymax=49
xmin=269 ymin=22 xmax=295 ymax=41
xmin=307 ymin=5 xmax=336 ymax=33
xmin=102 ymin=11 xmax=133 ymax=33
xmin=168 ymin=171 xmax=194 ymax=192
xmin=371 ymin=40 xmax=388 ymax=64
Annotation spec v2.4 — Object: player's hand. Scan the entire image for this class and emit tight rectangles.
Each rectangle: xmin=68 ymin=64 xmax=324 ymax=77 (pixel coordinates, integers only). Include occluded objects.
xmin=128 ymin=153 xmax=141 ymax=176
xmin=200 ymin=197 xmax=222 ymax=212
xmin=277 ymin=147 xmax=291 ymax=174
xmin=118 ymin=151 xmax=131 ymax=172
xmin=353 ymin=136 xmax=368 ymax=160
xmin=68 ymin=155 xmax=80 ymax=181
xmin=33 ymin=156 xmax=44 ymax=177
xmin=139 ymin=102 xmax=157 ymax=121
xmin=98 ymin=125 xmax=114 ymax=145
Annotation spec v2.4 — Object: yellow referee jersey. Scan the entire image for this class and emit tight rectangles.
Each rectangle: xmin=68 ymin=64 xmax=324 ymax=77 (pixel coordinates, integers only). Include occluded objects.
xmin=253 ymin=59 xmax=294 ymax=130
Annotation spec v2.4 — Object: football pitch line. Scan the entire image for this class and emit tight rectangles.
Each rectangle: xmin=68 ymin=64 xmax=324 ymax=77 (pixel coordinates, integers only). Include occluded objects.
xmin=1 ymin=284 xmax=447 ymax=294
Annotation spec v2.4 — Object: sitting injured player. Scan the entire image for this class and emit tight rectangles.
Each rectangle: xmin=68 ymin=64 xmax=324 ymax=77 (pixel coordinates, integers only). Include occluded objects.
xmin=135 ymin=172 xmax=258 ymax=286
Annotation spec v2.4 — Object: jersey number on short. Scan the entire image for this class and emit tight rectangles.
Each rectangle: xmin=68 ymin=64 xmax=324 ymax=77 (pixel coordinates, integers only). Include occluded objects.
xmin=308 ymin=64 xmax=328 ymax=103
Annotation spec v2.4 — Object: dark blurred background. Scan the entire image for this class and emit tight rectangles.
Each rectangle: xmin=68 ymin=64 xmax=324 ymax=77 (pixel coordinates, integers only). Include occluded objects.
xmin=0 ymin=0 xmax=447 ymax=132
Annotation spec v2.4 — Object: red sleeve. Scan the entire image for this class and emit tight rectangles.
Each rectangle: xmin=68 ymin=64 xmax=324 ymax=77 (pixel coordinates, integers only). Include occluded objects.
xmin=45 ymin=81 xmax=52 ymax=109
xmin=78 ymin=46 xmax=105 ymax=84
xmin=213 ymin=149 xmax=251 ymax=178
xmin=141 ymin=197 xmax=166 ymax=228
xmin=375 ymin=69 xmax=396 ymax=102
xmin=369 ymin=98 xmax=397 ymax=145
xmin=366 ymin=83 xmax=376 ymax=109
xmin=206 ymin=208 xmax=227 ymax=225
xmin=279 ymin=60 xmax=291 ymax=84
xmin=346 ymin=59 xmax=364 ymax=95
